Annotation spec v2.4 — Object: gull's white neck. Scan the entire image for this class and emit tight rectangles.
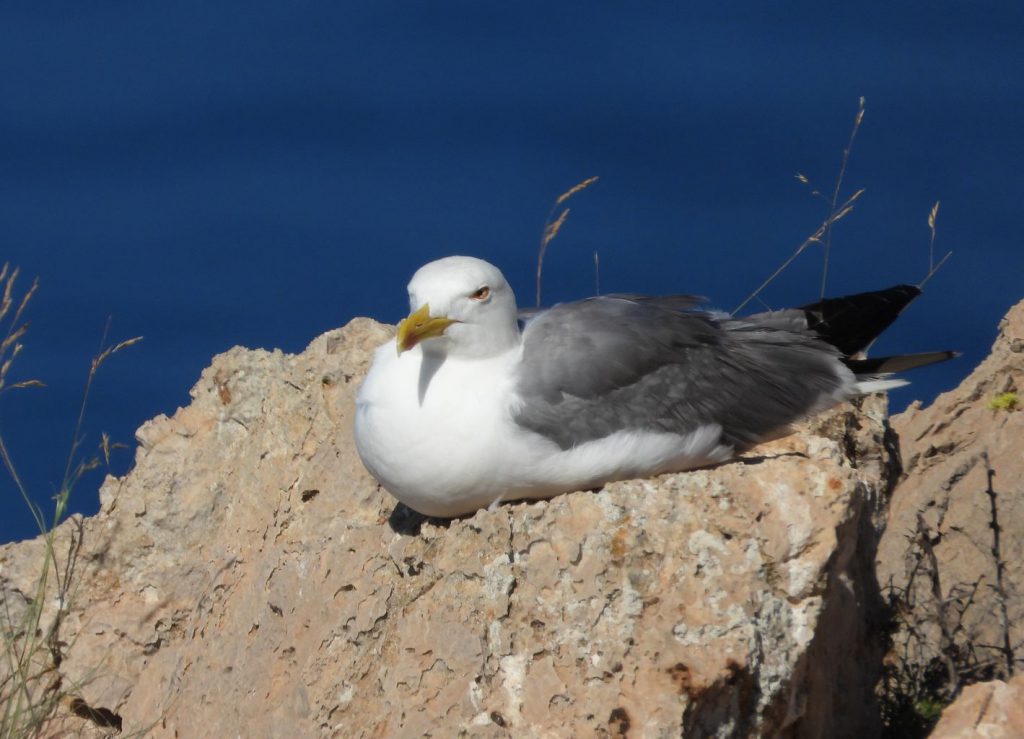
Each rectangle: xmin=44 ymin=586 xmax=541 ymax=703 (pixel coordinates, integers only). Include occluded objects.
xmin=428 ymin=316 xmax=522 ymax=360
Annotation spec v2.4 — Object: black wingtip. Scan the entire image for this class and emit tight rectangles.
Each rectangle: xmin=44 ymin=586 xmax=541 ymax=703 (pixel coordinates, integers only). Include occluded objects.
xmin=800 ymin=284 xmax=924 ymax=356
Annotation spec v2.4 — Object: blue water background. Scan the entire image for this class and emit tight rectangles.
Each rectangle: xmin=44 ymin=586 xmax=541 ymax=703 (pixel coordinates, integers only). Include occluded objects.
xmin=2 ymin=2 xmax=1022 ymax=543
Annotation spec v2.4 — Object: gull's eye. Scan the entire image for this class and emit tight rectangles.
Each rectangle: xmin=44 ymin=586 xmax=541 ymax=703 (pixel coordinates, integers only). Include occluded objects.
xmin=470 ymin=286 xmax=491 ymax=301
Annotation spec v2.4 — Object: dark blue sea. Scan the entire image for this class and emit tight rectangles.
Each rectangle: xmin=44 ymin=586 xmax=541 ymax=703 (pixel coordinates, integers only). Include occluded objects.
xmin=2 ymin=2 xmax=1022 ymax=543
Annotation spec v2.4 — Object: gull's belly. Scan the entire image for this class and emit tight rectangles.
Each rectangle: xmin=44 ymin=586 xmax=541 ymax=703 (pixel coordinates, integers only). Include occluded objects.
xmin=357 ymin=400 xmax=513 ymax=509
xmin=354 ymin=348 xmax=527 ymax=516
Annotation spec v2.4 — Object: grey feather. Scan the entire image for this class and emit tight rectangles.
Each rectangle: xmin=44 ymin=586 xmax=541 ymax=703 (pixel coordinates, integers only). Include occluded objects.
xmin=513 ymin=296 xmax=846 ymax=450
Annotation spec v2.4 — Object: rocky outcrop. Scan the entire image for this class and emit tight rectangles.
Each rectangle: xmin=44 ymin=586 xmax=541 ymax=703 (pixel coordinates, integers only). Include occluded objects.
xmin=877 ymin=299 xmax=1023 ymax=714
xmin=1 ymin=319 xmax=898 ymax=737
xmin=929 ymin=674 xmax=1024 ymax=739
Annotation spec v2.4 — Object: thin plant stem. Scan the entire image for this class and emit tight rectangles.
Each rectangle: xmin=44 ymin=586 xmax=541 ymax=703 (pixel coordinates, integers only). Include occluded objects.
xmin=735 ymin=187 xmax=863 ymax=314
xmin=820 ymin=97 xmax=866 ymax=298
xmin=918 ymin=201 xmax=952 ymax=289
xmin=536 ymin=176 xmax=598 ymax=307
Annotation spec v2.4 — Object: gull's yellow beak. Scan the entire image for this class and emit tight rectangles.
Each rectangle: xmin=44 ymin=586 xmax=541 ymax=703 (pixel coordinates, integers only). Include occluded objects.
xmin=396 ymin=303 xmax=456 ymax=355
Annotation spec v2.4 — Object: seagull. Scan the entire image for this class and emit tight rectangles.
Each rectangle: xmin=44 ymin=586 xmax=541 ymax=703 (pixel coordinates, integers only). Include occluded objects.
xmin=354 ymin=256 xmax=954 ymax=517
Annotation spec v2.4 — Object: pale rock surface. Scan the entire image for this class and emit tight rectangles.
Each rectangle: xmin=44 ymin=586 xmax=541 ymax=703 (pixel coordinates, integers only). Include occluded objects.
xmin=877 ymin=299 xmax=1023 ymax=694
xmin=929 ymin=674 xmax=1024 ymax=739
xmin=1 ymin=318 xmax=898 ymax=737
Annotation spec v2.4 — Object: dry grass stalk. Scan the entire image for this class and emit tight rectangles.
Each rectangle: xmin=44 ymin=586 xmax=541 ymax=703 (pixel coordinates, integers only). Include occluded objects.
xmin=0 ymin=270 xmax=140 ymax=736
xmin=544 ymin=208 xmax=571 ymax=247
xmin=555 ymin=175 xmax=599 ymax=205
xmin=91 ymin=336 xmax=143 ymax=374
xmin=736 ymin=98 xmax=867 ymax=313
xmin=734 ymin=186 xmax=865 ymax=314
xmin=821 ymin=96 xmax=865 ymax=298
xmin=0 ymin=266 xmax=42 ymax=395
xmin=919 ymin=200 xmax=952 ymax=289
xmin=536 ymin=176 xmax=599 ymax=307
xmin=62 ymin=321 xmax=141 ymax=495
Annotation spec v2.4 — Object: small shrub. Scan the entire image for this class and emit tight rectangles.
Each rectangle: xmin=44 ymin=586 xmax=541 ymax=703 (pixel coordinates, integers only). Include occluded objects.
xmin=986 ymin=392 xmax=1018 ymax=411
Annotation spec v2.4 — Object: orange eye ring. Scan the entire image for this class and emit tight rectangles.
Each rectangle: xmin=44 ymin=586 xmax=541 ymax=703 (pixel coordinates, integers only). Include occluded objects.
xmin=470 ymin=286 xmax=491 ymax=301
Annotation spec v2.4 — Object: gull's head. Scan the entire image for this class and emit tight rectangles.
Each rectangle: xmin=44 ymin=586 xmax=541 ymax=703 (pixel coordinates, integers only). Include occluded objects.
xmin=397 ymin=256 xmax=520 ymax=358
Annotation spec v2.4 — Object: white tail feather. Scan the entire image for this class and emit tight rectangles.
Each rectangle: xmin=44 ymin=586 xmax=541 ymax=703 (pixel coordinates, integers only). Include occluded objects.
xmin=855 ymin=377 xmax=909 ymax=394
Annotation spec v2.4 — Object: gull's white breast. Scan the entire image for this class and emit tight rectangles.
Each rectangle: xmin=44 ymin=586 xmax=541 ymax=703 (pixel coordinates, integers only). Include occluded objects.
xmin=354 ymin=343 xmax=532 ymax=515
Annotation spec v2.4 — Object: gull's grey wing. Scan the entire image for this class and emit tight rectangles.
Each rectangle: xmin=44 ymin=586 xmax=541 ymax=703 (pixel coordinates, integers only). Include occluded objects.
xmin=517 ymin=294 xmax=703 ymax=327
xmin=513 ymin=296 xmax=846 ymax=450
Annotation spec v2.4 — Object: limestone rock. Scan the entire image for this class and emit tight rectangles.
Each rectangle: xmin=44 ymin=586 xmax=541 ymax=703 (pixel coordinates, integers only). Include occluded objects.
xmin=929 ymin=674 xmax=1024 ymax=738
xmin=1 ymin=318 xmax=897 ymax=737
xmin=877 ymin=299 xmax=1024 ymax=698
